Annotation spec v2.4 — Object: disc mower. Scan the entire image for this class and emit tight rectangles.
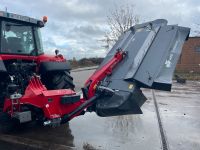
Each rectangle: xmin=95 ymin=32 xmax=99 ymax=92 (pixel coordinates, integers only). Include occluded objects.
xmin=0 ymin=11 xmax=190 ymax=133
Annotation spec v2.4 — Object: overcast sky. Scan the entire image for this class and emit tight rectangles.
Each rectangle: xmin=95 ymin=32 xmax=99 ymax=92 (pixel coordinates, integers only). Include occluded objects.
xmin=0 ymin=0 xmax=200 ymax=59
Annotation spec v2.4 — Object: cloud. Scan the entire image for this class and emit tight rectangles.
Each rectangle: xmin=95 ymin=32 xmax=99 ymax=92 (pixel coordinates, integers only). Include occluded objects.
xmin=0 ymin=0 xmax=199 ymax=59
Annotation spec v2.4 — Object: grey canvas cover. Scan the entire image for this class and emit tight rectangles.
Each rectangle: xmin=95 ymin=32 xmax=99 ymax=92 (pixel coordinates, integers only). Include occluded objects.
xmin=99 ymin=19 xmax=190 ymax=91
xmin=95 ymin=19 xmax=190 ymax=117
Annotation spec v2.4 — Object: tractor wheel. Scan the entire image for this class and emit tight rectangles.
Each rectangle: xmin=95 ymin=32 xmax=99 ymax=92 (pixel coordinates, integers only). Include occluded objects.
xmin=43 ymin=71 xmax=75 ymax=90
xmin=0 ymin=112 xmax=16 ymax=133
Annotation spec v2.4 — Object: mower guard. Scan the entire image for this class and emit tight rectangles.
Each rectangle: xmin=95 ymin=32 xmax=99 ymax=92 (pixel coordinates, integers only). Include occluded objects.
xmin=90 ymin=19 xmax=190 ymax=117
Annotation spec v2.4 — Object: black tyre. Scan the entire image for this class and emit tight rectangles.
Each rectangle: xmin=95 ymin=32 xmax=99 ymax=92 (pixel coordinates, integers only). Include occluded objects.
xmin=42 ymin=71 xmax=75 ymax=90
xmin=0 ymin=112 xmax=16 ymax=133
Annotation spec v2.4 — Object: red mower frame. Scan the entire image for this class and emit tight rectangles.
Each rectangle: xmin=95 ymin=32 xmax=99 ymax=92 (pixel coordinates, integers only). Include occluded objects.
xmin=3 ymin=50 xmax=126 ymax=125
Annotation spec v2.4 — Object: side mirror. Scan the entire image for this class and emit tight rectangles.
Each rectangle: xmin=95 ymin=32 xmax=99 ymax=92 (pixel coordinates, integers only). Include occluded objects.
xmin=55 ymin=49 xmax=59 ymax=56
xmin=37 ymin=21 xmax=44 ymax=27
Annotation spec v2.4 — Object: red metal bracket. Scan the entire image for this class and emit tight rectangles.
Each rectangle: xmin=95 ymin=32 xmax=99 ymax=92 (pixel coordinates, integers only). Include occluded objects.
xmin=84 ymin=50 xmax=126 ymax=99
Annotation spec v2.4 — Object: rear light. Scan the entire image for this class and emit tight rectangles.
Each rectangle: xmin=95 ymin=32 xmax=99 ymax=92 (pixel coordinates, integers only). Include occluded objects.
xmin=43 ymin=16 xmax=48 ymax=23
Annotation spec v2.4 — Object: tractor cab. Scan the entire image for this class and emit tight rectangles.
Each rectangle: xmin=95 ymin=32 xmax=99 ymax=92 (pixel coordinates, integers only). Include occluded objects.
xmin=0 ymin=11 xmax=45 ymax=56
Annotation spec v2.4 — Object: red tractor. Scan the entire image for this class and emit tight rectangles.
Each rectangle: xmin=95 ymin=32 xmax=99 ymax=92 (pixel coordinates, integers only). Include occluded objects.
xmin=0 ymin=12 xmax=76 ymax=132
xmin=0 ymin=11 xmax=190 ymax=133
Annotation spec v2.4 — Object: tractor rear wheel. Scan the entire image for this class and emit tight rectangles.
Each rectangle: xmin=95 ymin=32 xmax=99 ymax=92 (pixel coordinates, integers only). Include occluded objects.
xmin=43 ymin=71 xmax=75 ymax=90
xmin=0 ymin=112 xmax=16 ymax=133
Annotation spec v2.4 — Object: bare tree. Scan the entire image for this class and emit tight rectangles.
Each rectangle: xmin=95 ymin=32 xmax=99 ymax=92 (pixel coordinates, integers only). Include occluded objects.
xmin=102 ymin=4 xmax=139 ymax=49
xmin=108 ymin=4 xmax=139 ymax=39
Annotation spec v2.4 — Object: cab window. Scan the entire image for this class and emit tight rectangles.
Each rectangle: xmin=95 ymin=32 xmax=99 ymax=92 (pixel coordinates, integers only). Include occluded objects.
xmin=0 ymin=21 xmax=41 ymax=55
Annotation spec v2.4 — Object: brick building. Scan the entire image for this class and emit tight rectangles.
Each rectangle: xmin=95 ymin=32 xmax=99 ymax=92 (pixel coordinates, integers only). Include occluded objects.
xmin=176 ymin=37 xmax=200 ymax=73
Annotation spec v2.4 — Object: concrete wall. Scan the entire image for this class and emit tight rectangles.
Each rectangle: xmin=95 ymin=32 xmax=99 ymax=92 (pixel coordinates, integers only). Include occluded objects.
xmin=176 ymin=37 xmax=200 ymax=73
